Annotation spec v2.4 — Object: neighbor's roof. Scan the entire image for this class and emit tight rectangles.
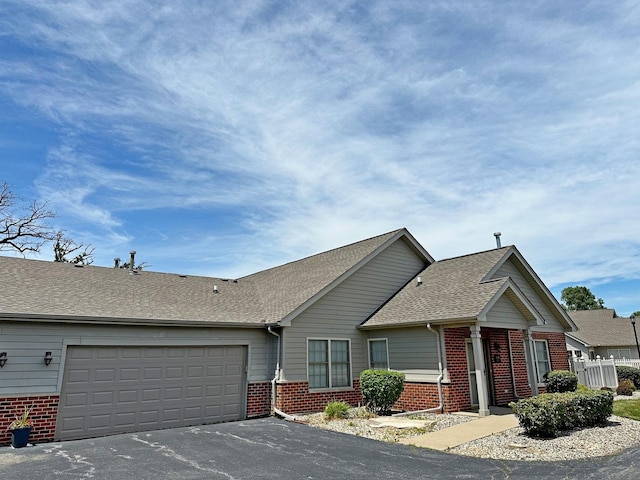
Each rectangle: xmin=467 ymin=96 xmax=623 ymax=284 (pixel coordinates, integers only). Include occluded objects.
xmin=0 ymin=229 xmax=424 ymax=326
xmin=567 ymin=309 xmax=636 ymax=348
xmin=362 ymin=247 xmax=512 ymax=327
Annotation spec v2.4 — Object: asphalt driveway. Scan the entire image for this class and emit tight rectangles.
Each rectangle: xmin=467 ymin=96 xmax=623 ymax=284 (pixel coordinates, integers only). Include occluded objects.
xmin=1 ymin=418 xmax=638 ymax=480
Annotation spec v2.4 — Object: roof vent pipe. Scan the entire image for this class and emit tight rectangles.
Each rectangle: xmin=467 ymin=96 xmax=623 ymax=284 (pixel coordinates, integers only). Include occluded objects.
xmin=129 ymin=251 xmax=136 ymax=272
xmin=493 ymin=232 xmax=502 ymax=248
xmin=114 ymin=258 xmax=121 ymax=268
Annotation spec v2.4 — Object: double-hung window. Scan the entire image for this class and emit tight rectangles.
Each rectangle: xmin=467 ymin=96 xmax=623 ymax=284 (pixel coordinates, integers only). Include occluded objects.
xmin=308 ymin=339 xmax=351 ymax=389
xmin=534 ymin=340 xmax=551 ymax=383
xmin=368 ymin=339 xmax=389 ymax=370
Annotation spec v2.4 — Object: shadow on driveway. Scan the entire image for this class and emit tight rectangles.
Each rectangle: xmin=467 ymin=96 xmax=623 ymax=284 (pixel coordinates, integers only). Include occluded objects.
xmin=1 ymin=418 xmax=638 ymax=479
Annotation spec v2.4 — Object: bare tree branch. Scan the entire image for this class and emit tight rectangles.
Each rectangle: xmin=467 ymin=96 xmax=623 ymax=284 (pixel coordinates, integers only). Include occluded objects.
xmin=53 ymin=230 xmax=95 ymax=265
xmin=0 ymin=181 xmax=57 ymax=254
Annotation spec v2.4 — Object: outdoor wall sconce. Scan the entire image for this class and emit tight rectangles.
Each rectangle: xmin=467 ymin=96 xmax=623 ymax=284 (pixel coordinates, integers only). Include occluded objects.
xmin=493 ymin=343 xmax=502 ymax=363
xmin=44 ymin=351 xmax=53 ymax=366
xmin=0 ymin=352 xmax=7 ymax=368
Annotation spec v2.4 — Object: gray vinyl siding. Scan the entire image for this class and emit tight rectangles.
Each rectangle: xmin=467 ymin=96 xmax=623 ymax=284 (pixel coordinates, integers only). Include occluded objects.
xmin=485 ymin=295 xmax=527 ymax=327
xmin=283 ymin=239 xmax=426 ymax=382
xmin=491 ymin=259 xmax=563 ymax=330
xmin=0 ymin=321 xmax=270 ymax=395
xmin=368 ymin=327 xmax=439 ymax=371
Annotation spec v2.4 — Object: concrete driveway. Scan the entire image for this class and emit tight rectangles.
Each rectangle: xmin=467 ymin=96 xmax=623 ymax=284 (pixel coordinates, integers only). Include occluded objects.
xmin=1 ymin=418 xmax=638 ymax=480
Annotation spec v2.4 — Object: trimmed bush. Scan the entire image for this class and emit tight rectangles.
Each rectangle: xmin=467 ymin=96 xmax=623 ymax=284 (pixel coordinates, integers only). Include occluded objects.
xmin=576 ymin=383 xmax=590 ymax=393
xmin=616 ymin=365 xmax=640 ymax=389
xmin=359 ymin=369 xmax=405 ymax=415
xmin=509 ymin=390 xmax=614 ymax=437
xmin=544 ymin=370 xmax=578 ymax=393
xmin=617 ymin=379 xmax=635 ymax=396
xmin=324 ymin=401 xmax=350 ymax=420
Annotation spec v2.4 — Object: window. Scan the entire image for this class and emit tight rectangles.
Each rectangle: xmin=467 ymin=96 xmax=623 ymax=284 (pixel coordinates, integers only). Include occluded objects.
xmin=607 ymin=348 xmax=631 ymax=359
xmin=368 ymin=339 xmax=389 ymax=370
xmin=308 ymin=339 xmax=351 ymax=389
xmin=534 ymin=340 xmax=551 ymax=384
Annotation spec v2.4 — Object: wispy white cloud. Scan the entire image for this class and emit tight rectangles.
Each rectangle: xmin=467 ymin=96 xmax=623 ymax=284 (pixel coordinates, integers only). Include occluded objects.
xmin=0 ymin=1 xmax=639 ymax=311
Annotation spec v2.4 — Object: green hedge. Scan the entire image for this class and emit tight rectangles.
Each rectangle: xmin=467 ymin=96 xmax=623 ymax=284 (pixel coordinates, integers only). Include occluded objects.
xmin=616 ymin=365 xmax=640 ymax=389
xmin=359 ymin=370 xmax=405 ymax=415
xmin=509 ymin=390 xmax=614 ymax=437
xmin=544 ymin=370 xmax=578 ymax=393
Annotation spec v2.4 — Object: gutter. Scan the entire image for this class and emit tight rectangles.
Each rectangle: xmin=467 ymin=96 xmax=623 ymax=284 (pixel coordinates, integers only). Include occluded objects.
xmin=267 ymin=326 xmax=296 ymax=422
xmin=394 ymin=323 xmax=444 ymax=416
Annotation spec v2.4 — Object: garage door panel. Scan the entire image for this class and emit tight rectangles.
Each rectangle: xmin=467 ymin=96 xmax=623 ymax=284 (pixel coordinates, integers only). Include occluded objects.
xmin=57 ymin=345 xmax=247 ymax=441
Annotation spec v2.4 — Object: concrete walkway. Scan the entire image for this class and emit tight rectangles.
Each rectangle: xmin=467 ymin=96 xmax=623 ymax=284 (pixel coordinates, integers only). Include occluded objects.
xmin=398 ymin=411 xmax=519 ymax=451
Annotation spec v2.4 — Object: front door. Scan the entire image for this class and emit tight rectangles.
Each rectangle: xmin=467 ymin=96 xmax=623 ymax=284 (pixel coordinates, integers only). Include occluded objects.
xmin=466 ymin=340 xmax=495 ymax=408
xmin=466 ymin=341 xmax=479 ymax=406
xmin=483 ymin=339 xmax=496 ymax=406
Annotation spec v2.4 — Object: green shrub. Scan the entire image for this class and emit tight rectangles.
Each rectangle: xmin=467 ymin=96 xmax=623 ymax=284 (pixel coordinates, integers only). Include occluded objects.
xmin=544 ymin=370 xmax=578 ymax=393
xmin=324 ymin=401 xmax=350 ymax=420
xmin=509 ymin=390 xmax=613 ymax=437
xmin=617 ymin=366 xmax=640 ymax=389
xmin=576 ymin=383 xmax=590 ymax=393
xmin=359 ymin=370 xmax=405 ymax=415
xmin=617 ymin=379 xmax=635 ymax=396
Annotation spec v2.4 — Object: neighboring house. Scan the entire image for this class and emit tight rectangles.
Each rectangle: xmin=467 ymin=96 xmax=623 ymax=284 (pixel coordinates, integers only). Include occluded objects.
xmin=0 ymin=228 xmax=575 ymax=445
xmin=566 ymin=309 xmax=640 ymax=360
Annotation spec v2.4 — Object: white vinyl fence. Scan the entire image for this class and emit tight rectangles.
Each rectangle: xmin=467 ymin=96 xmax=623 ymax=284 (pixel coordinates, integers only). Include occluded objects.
xmin=570 ymin=356 xmax=619 ymax=389
xmin=614 ymin=359 xmax=640 ymax=369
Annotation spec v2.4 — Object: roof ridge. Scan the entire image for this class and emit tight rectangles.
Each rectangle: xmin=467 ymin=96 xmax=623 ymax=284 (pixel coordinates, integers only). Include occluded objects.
xmin=436 ymin=246 xmax=511 ymax=263
xmin=240 ymin=228 xmax=404 ymax=279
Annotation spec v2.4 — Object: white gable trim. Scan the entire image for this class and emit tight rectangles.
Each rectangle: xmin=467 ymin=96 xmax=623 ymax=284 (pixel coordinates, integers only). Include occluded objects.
xmin=477 ymin=280 xmax=545 ymax=326
xmin=483 ymin=247 xmax=576 ymax=332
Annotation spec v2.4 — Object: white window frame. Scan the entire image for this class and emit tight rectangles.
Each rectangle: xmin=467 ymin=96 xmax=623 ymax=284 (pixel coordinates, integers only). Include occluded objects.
xmin=307 ymin=338 xmax=352 ymax=390
xmin=533 ymin=340 xmax=551 ymax=384
xmin=607 ymin=348 xmax=631 ymax=360
xmin=367 ymin=338 xmax=389 ymax=370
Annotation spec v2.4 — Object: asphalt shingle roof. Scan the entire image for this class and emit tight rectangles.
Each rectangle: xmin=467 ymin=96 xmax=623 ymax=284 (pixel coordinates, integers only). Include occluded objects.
xmin=567 ymin=309 xmax=637 ymax=347
xmin=0 ymin=229 xmax=406 ymax=326
xmin=362 ymin=247 xmax=512 ymax=327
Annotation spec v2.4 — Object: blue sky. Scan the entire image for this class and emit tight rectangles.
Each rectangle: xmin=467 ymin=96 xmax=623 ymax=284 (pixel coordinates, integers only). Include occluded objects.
xmin=1 ymin=1 xmax=639 ymax=315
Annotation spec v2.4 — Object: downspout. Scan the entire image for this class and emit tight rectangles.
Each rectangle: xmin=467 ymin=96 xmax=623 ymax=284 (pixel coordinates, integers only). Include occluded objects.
xmin=267 ymin=326 xmax=296 ymax=421
xmin=394 ymin=323 xmax=444 ymax=416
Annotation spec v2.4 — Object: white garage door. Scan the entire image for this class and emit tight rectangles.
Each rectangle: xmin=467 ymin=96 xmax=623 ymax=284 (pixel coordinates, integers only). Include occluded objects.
xmin=56 ymin=345 xmax=246 ymax=441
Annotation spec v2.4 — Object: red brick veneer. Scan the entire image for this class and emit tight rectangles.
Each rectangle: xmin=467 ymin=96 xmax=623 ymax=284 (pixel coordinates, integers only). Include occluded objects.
xmin=246 ymin=381 xmax=271 ymax=418
xmin=275 ymin=379 xmax=362 ymax=414
xmin=0 ymin=395 xmax=59 ymax=446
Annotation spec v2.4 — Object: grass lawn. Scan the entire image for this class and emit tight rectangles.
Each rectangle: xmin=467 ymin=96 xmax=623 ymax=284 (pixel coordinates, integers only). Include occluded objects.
xmin=613 ymin=399 xmax=640 ymax=421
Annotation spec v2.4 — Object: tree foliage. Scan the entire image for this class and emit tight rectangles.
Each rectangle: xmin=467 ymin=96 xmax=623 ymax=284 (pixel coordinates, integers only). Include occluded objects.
xmin=560 ymin=286 xmax=605 ymax=311
xmin=0 ymin=181 xmax=56 ymax=254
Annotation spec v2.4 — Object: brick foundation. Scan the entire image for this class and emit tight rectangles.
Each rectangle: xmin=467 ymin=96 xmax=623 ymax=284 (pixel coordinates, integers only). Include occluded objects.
xmin=275 ymin=380 xmax=363 ymax=414
xmin=246 ymin=381 xmax=271 ymax=418
xmin=0 ymin=395 xmax=59 ymax=446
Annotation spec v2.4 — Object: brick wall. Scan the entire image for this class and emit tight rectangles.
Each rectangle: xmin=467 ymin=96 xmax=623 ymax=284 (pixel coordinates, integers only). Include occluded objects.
xmin=394 ymin=382 xmax=441 ymax=412
xmin=275 ymin=380 xmax=362 ymax=414
xmin=246 ymin=381 xmax=271 ymax=418
xmin=443 ymin=327 xmax=473 ymax=412
xmin=509 ymin=330 xmax=533 ymax=398
xmin=0 ymin=395 xmax=59 ymax=446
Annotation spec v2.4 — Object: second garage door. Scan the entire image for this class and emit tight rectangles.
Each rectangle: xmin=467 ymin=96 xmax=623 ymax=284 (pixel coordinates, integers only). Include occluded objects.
xmin=56 ymin=345 xmax=246 ymax=441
